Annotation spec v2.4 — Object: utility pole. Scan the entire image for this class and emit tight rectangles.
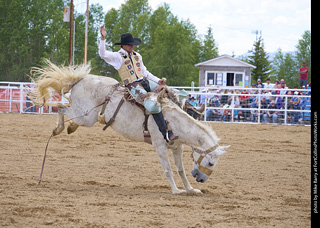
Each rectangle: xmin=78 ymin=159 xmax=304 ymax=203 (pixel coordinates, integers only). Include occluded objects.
xmin=69 ymin=0 xmax=74 ymax=66
xmin=251 ymin=30 xmax=262 ymax=41
xmin=84 ymin=0 xmax=89 ymax=64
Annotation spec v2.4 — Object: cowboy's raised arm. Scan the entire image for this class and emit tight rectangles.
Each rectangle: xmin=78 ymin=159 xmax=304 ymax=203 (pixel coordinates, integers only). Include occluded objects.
xmin=99 ymin=25 xmax=122 ymax=70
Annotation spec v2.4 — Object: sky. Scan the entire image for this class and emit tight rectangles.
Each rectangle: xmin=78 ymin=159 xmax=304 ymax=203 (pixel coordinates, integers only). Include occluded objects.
xmin=76 ymin=0 xmax=311 ymax=56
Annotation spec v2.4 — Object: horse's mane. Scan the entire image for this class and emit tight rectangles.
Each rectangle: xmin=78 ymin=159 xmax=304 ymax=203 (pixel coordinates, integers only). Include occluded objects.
xmin=28 ymin=59 xmax=91 ymax=107
xmin=160 ymin=98 xmax=220 ymax=144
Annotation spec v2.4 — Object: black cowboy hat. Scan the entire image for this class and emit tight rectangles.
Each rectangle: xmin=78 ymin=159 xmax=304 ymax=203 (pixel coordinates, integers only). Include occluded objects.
xmin=114 ymin=33 xmax=141 ymax=45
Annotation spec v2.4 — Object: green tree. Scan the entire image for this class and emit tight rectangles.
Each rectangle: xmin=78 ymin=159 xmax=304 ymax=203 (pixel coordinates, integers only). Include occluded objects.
xmin=0 ymin=0 xmax=67 ymax=81
xmin=248 ymin=36 xmax=271 ymax=82
xmin=271 ymin=48 xmax=297 ymax=87
xmin=148 ymin=21 xmax=198 ymax=86
xmin=199 ymin=27 xmax=219 ymax=62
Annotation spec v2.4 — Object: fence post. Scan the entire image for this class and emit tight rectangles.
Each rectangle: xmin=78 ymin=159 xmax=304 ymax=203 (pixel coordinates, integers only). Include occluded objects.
xmin=257 ymin=89 xmax=261 ymax=124
xmin=19 ymin=83 xmax=24 ymax=113
xmin=284 ymin=96 xmax=288 ymax=125
xmin=9 ymin=86 xmax=12 ymax=112
xmin=231 ymin=94 xmax=234 ymax=123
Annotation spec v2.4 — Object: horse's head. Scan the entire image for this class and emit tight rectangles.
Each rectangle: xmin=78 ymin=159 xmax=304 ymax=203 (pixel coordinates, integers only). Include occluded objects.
xmin=191 ymin=145 xmax=230 ymax=183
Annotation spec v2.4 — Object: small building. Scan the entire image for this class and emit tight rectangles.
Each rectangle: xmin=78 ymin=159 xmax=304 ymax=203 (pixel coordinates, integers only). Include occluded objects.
xmin=195 ymin=55 xmax=256 ymax=88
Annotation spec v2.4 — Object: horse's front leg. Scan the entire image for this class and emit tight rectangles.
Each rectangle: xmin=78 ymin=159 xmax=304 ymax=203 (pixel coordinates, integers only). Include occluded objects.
xmin=52 ymin=107 xmax=65 ymax=136
xmin=154 ymin=143 xmax=182 ymax=194
xmin=172 ymin=145 xmax=202 ymax=194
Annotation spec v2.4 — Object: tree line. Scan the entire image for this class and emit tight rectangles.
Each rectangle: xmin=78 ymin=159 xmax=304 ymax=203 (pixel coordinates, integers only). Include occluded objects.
xmin=0 ymin=0 xmax=311 ymax=87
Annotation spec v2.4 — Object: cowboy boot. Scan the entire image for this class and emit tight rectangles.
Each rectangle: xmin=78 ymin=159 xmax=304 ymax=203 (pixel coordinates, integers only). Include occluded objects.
xmin=152 ymin=112 xmax=178 ymax=144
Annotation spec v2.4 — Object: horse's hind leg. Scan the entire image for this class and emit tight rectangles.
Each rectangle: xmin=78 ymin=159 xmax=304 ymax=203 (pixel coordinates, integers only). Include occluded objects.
xmin=52 ymin=108 xmax=65 ymax=136
xmin=172 ymin=145 xmax=202 ymax=194
xmin=67 ymin=121 xmax=79 ymax=134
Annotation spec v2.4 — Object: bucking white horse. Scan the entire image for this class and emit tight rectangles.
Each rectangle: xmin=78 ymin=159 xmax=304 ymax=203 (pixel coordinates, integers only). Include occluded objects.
xmin=29 ymin=60 xmax=230 ymax=194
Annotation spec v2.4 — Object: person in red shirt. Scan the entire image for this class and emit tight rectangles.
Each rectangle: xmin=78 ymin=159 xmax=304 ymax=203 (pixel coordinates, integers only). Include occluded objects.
xmin=299 ymin=61 xmax=309 ymax=89
xmin=240 ymin=89 xmax=249 ymax=102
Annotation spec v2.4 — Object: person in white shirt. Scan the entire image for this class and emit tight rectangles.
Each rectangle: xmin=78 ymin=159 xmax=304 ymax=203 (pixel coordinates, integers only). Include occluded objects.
xmin=264 ymin=78 xmax=273 ymax=90
xmin=98 ymin=25 xmax=178 ymax=144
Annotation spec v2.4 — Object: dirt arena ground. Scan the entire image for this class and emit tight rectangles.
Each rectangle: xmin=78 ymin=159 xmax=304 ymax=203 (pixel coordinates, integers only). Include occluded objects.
xmin=0 ymin=113 xmax=311 ymax=227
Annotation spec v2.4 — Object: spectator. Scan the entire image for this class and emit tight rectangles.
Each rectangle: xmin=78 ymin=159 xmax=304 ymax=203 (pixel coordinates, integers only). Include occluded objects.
xmin=275 ymin=96 xmax=283 ymax=109
xmin=273 ymin=80 xmax=281 ymax=95
xmin=274 ymin=80 xmax=281 ymax=89
xmin=280 ymin=79 xmax=287 ymax=87
xmin=240 ymin=89 xmax=250 ymax=103
xmin=286 ymin=90 xmax=294 ymax=104
xmin=291 ymin=91 xmax=301 ymax=124
xmin=186 ymin=94 xmax=192 ymax=103
xmin=209 ymin=91 xmax=221 ymax=107
xmin=263 ymin=90 xmax=272 ymax=104
xmin=198 ymin=88 xmax=208 ymax=113
xmin=206 ymin=105 xmax=221 ymax=121
xmin=238 ymin=100 xmax=250 ymax=122
xmin=188 ymin=97 xmax=198 ymax=107
xmin=227 ymin=90 xmax=235 ymax=105
xmin=222 ymin=104 xmax=231 ymax=122
xmin=250 ymin=87 xmax=259 ymax=108
xmin=279 ymin=80 xmax=288 ymax=95
xmin=217 ymin=104 xmax=225 ymax=121
xmin=287 ymin=104 xmax=295 ymax=124
xmin=300 ymin=91 xmax=308 ymax=121
xmin=230 ymin=90 xmax=241 ymax=111
xmin=307 ymin=83 xmax=311 ymax=96
xmin=220 ymin=89 xmax=229 ymax=105
xmin=299 ymin=61 xmax=309 ymax=89
xmin=252 ymin=104 xmax=265 ymax=123
xmin=260 ymin=96 xmax=269 ymax=108
xmin=264 ymin=78 xmax=273 ymax=90
xmin=293 ymin=86 xmax=301 ymax=95
xmin=263 ymin=100 xmax=278 ymax=124
xmin=256 ymin=79 xmax=264 ymax=88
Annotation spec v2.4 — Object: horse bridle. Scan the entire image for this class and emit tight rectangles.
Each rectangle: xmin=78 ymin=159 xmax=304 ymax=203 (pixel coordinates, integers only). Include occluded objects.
xmin=191 ymin=145 xmax=219 ymax=176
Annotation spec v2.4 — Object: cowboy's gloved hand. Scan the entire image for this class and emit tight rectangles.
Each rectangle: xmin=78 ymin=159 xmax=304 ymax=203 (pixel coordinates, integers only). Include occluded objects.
xmin=158 ymin=78 xmax=167 ymax=86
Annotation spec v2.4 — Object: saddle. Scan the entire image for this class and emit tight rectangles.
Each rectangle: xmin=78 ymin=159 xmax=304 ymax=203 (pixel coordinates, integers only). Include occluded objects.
xmin=97 ymin=82 xmax=182 ymax=144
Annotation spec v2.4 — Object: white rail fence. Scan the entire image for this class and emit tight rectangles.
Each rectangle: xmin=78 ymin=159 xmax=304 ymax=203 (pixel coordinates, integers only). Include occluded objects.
xmin=0 ymin=81 xmax=311 ymax=126
xmin=169 ymin=85 xmax=311 ymax=126
xmin=0 ymin=82 xmax=66 ymax=114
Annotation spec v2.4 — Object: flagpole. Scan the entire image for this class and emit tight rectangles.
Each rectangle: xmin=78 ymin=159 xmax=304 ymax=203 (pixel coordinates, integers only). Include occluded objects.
xmin=69 ymin=0 xmax=74 ymax=66
xmin=84 ymin=0 xmax=89 ymax=64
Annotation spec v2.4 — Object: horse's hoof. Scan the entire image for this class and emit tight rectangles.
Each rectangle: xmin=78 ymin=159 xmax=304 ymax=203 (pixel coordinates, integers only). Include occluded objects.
xmin=98 ymin=113 xmax=106 ymax=124
xmin=187 ymin=189 xmax=203 ymax=195
xmin=172 ymin=189 xmax=186 ymax=195
xmin=52 ymin=126 xmax=64 ymax=136
xmin=67 ymin=122 xmax=79 ymax=134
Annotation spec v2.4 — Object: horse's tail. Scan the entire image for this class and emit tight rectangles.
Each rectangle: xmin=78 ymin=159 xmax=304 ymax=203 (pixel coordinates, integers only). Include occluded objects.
xmin=28 ymin=59 xmax=91 ymax=107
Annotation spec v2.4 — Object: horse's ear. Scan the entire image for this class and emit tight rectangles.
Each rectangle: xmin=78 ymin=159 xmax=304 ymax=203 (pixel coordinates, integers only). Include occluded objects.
xmin=214 ymin=145 xmax=230 ymax=156
xmin=220 ymin=145 xmax=231 ymax=151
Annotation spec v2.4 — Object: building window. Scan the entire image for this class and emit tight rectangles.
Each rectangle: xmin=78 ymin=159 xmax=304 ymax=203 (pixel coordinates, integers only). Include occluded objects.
xmin=235 ymin=73 xmax=243 ymax=86
xmin=215 ymin=73 xmax=223 ymax=85
xmin=206 ymin=72 xmax=223 ymax=86
xmin=207 ymin=73 xmax=214 ymax=85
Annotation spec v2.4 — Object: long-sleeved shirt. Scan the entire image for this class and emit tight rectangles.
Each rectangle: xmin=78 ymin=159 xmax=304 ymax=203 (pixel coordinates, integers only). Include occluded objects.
xmin=98 ymin=40 xmax=160 ymax=83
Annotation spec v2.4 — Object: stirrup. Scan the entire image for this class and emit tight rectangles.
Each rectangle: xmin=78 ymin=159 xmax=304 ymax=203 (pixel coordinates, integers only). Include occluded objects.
xmin=166 ymin=132 xmax=179 ymax=145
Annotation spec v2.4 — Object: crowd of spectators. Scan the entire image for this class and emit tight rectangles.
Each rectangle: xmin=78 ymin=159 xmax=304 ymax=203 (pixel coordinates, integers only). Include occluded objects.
xmin=185 ymin=78 xmax=311 ymax=125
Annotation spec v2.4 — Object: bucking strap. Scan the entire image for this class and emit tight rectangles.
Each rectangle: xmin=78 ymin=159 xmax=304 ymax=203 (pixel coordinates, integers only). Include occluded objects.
xmin=143 ymin=113 xmax=152 ymax=144
xmin=103 ymin=98 xmax=125 ymax=131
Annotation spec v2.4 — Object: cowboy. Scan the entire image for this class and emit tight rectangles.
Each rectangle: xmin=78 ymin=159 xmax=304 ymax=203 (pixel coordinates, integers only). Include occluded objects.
xmin=99 ymin=25 xmax=178 ymax=143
